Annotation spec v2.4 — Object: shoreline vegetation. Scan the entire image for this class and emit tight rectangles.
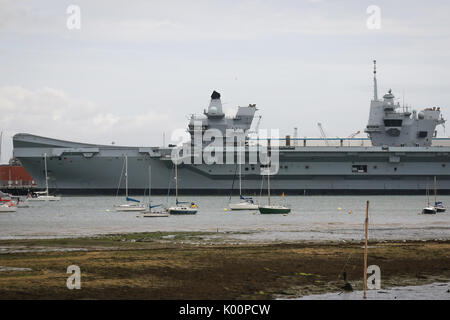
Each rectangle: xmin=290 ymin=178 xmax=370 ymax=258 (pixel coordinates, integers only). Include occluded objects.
xmin=0 ymin=231 xmax=449 ymax=299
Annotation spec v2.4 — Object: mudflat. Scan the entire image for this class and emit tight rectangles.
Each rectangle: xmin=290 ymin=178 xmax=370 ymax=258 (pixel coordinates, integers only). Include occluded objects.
xmin=0 ymin=232 xmax=449 ymax=299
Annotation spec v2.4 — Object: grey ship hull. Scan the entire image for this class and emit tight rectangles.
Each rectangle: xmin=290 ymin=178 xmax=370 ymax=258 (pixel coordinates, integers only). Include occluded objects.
xmin=13 ymin=133 xmax=450 ymax=195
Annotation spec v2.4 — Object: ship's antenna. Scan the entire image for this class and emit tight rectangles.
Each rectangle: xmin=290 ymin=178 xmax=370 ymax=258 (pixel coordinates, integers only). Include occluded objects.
xmin=402 ymin=90 xmax=405 ymax=112
xmin=373 ymin=60 xmax=378 ymax=101
xmin=0 ymin=131 xmax=3 ymax=163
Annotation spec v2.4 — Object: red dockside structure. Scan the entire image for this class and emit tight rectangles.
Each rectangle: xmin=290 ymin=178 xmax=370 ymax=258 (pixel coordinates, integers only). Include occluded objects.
xmin=0 ymin=165 xmax=35 ymax=188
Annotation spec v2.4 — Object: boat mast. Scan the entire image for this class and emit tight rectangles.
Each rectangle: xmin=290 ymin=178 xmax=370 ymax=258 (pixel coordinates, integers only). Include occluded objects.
xmin=125 ymin=154 xmax=128 ymax=199
xmin=239 ymin=141 xmax=242 ymax=196
xmin=148 ymin=164 xmax=151 ymax=210
xmin=267 ymin=167 xmax=271 ymax=206
xmin=434 ymin=176 xmax=437 ymax=205
xmin=175 ymin=154 xmax=178 ymax=203
xmin=44 ymin=152 xmax=49 ymax=196
xmin=373 ymin=60 xmax=378 ymax=101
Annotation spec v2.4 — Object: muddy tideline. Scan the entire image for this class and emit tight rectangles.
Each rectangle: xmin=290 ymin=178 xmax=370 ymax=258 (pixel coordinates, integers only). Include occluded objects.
xmin=0 ymin=232 xmax=449 ymax=299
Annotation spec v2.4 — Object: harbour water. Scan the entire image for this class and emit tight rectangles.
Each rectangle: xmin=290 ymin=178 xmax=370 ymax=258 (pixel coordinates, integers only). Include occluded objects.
xmin=297 ymin=282 xmax=450 ymax=300
xmin=0 ymin=195 xmax=449 ymax=241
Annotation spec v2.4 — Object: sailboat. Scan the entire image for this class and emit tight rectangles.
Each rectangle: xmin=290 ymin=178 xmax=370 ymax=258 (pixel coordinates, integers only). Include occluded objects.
xmin=258 ymin=165 xmax=290 ymax=214
xmin=422 ymin=182 xmax=437 ymax=214
xmin=115 ymin=154 xmax=145 ymax=212
xmin=142 ymin=165 xmax=169 ymax=217
xmin=433 ymin=176 xmax=446 ymax=213
xmin=229 ymin=143 xmax=258 ymax=210
xmin=168 ymin=153 xmax=198 ymax=215
xmin=27 ymin=153 xmax=61 ymax=201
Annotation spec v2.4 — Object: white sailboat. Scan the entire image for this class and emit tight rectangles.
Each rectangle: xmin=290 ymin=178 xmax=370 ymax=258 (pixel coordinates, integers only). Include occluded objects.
xmin=258 ymin=165 xmax=290 ymax=214
xmin=229 ymin=142 xmax=258 ymax=210
xmin=27 ymin=153 xmax=61 ymax=201
xmin=422 ymin=182 xmax=437 ymax=214
xmin=142 ymin=165 xmax=169 ymax=217
xmin=433 ymin=176 xmax=446 ymax=213
xmin=168 ymin=153 xmax=198 ymax=215
xmin=115 ymin=154 xmax=145 ymax=212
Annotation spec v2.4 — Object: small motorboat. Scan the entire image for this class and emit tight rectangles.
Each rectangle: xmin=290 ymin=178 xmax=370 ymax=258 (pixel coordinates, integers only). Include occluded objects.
xmin=1 ymin=192 xmax=19 ymax=211
xmin=0 ymin=202 xmax=17 ymax=213
xmin=13 ymin=197 xmax=29 ymax=208
xmin=27 ymin=191 xmax=61 ymax=201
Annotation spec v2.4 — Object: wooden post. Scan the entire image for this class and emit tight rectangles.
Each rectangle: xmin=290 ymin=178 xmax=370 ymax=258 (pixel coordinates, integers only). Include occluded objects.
xmin=363 ymin=200 xmax=369 ymax=299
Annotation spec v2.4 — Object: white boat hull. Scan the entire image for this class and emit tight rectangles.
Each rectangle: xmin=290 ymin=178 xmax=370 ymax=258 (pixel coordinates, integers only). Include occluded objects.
xmin=115 ymin=204 xmax=146 ymax=212
xmin=27 ymin=196 xmax=61 ymax=201
xmin=142 ymin=211 xmax=169 ymax=217
xmin=229 ymin=202 xmax=259 ymax=210
xmin=0 ymin=205 xmax=17 ymax=212
xmin=422 ymin=207 xmax=437 ymax=214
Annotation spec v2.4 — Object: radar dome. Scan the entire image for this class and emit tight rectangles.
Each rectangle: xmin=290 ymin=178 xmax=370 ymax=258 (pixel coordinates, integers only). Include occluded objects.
xmin=418 ymin=112 xmax=425 ymax=119
xmin=209 ymin=106 xmax=218 ymax=114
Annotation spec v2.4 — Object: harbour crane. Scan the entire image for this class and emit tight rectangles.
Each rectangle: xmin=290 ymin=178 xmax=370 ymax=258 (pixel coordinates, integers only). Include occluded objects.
xmin=317 ymin=123 xmax=329 ymax=146
xmin=347 ymin=130 xmax=360 ymax=139
xmin=346 ymin=130 xmax=361 ymax=146
xmin=247 ymin=115 xmax=262 ymax=146
xmin=249 ymin=115 xmax=262 ymax=134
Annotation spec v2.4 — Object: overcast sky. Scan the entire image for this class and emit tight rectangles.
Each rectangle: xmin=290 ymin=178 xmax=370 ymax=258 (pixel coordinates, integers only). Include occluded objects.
xmin=1 ymin=0 xmax=450 ymax=163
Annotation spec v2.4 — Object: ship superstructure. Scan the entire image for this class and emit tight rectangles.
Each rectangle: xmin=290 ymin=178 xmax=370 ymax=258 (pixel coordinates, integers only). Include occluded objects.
xmin=366 ymin=61 xmax=445 ymax=147
xmin=188 ymin=90 xmax=257 ymax=145
xmin=12 ymin=62 xmax=450 ymax=194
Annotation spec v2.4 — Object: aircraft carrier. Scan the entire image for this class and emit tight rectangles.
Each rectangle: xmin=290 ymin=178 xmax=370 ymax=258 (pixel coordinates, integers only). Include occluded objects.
xmin=12 ymin=62 xmax=450 ymax=195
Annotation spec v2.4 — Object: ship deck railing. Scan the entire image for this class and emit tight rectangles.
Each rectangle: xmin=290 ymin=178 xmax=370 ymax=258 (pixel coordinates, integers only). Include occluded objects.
xmin=248 ymin=137 xmax=450 ymax=147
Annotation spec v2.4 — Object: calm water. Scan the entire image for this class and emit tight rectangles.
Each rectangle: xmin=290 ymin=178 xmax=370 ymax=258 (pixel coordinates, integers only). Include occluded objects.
xmin=0 ymin=195 xmax=449 ymax=240
xmin=297 ymin=282 xmax=450 ymax=300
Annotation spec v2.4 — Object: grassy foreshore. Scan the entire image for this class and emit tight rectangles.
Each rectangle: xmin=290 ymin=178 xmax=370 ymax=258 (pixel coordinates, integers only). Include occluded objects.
xmin=0 ymin=232 xmax=449 ymax=299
